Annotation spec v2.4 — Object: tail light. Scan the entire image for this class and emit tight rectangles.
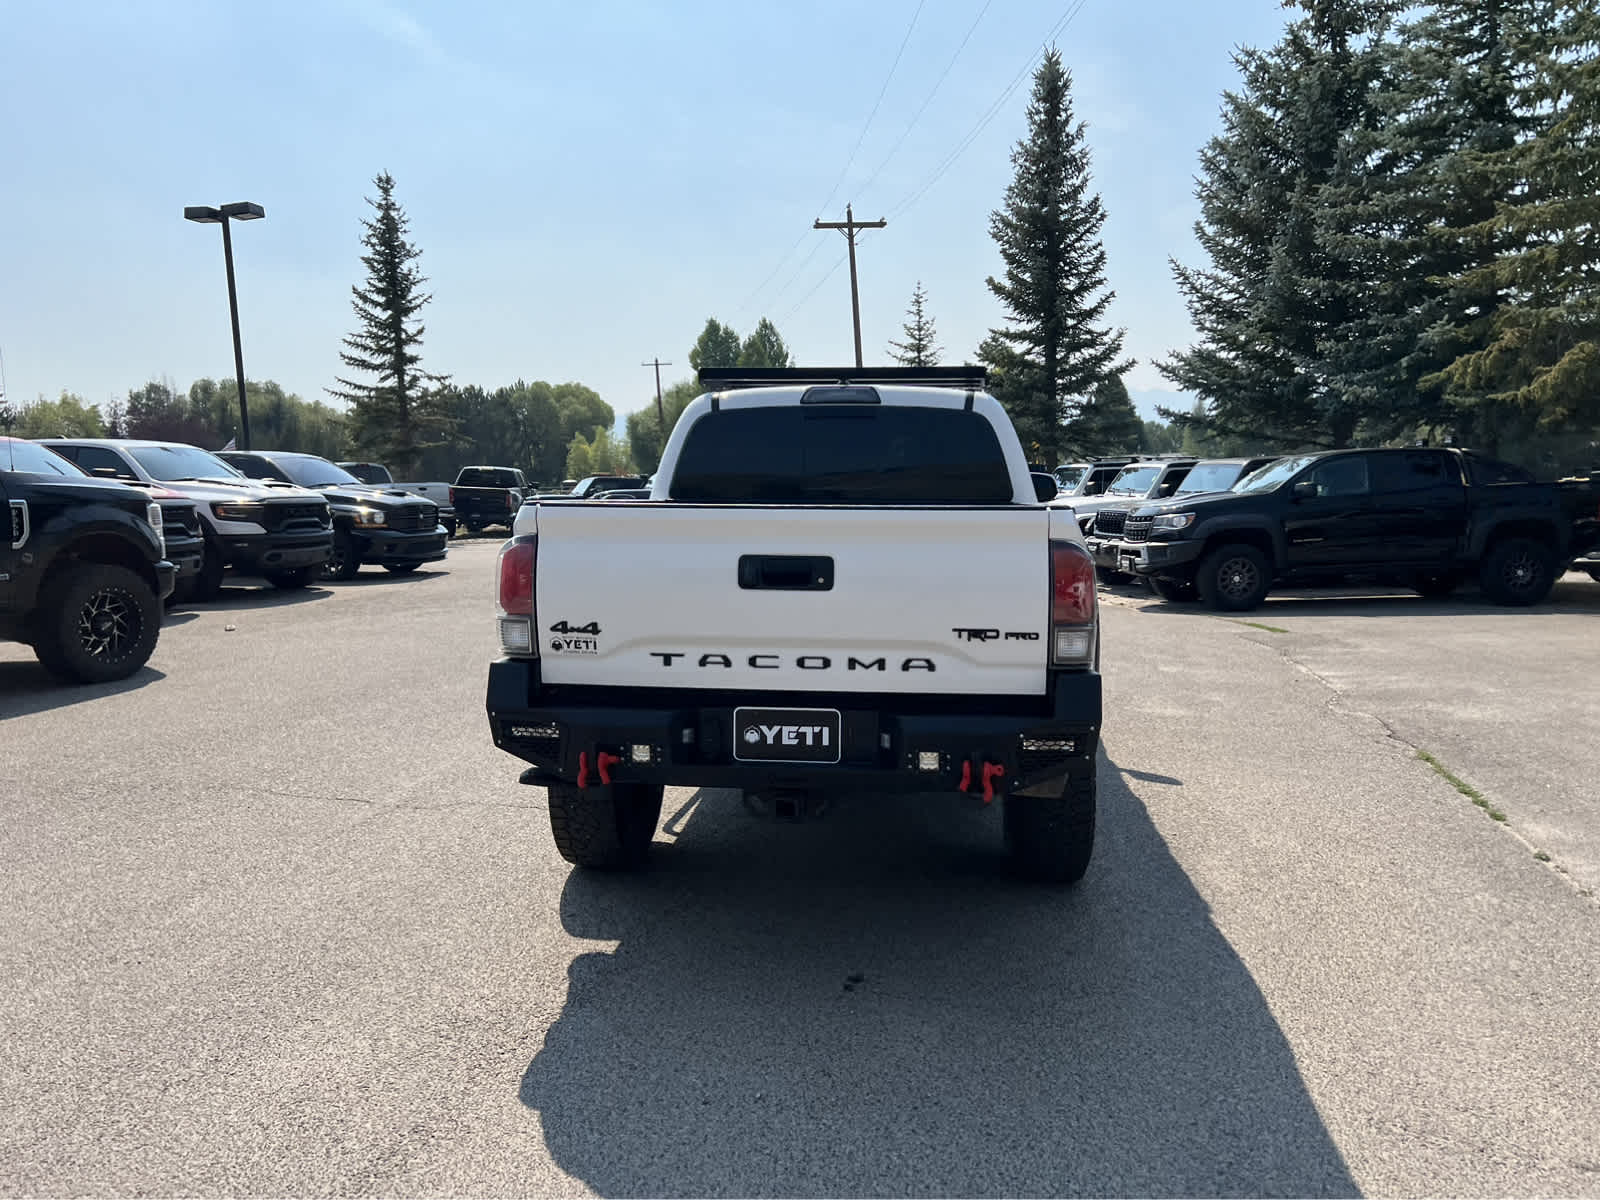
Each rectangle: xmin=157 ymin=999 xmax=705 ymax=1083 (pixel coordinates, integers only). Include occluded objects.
xmin=505 ymin=490 xmax=515 ymax=510
xmin=496 ymin=536 xmax=537 ymax=657
xmin=448 ymin=486 xmax=456 ymax=505
xmin=1050 ymin=540 xmax=1096 ymax=667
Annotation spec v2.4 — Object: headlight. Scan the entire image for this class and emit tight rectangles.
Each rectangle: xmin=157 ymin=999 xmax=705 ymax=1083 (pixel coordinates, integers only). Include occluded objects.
xmin=211 ymin=501 xmax=265 ymax=522
xmin=1151 ymin=512 xmax=1197 ymax=532
xmin=354 ymin=508 xmax=387 ymax=527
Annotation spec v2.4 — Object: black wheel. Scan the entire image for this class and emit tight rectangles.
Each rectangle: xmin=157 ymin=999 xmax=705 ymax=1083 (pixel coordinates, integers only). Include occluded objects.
xmin=1095 ymin=566 xmax=1133 ymax=585
xmin=464 ymin=523 xmax=484 ymax=536
xmin=1414 ymin=571 xmax=1461 ymax=599
xmin=1196 ymin=543 xmax=1272 ymax=611
xmin=32 ymin=562 xmax=161 ymax=684
xmin=1146 ymin=576 xmax=1198 ymax=602
xmin=547 ymin=781 xmax=664 ymax=870
xmin=1004 ymin=764 xmax=1096 ymax=884
xmin=265 ymin=567 xmax=315 ymax=589
xmin=444 ymin=520 xmax=458 ymax=537
xmin=1588 ymin=569 xmax=1600 ymax=584
xmin=383 ymin=563 xmax=420 ymax=575
xmin=320 ymin=530 xmax=361 ymax=581
xmin=1478 ymin=538 xmax=1555 ymax=606
xmin=193 ymin=541 xmax=225 ymax=601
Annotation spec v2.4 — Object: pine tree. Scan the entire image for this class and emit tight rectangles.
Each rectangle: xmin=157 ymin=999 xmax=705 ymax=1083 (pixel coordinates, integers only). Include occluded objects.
xmin=981 ymin=48 xmax=1130 ymax=461
xmin=1429 ymin=1 xmax=1600 ymax=433
xmin=1064 ymin=375 xmax=1142 ymax=456
xmin=329 ymin=172 xmax=453 ymax=475
xmin=1161 ymin=5 xmax=1393 ymax=448
xmin=887 ymin=281 xmax=942 ymax=366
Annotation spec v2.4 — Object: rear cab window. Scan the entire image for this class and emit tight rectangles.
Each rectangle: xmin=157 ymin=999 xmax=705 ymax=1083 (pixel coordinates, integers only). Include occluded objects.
xmin=457 ymin=468 xmax=520 ymax=488
xmin=669 ymin=406 xmax=1016 ymax=504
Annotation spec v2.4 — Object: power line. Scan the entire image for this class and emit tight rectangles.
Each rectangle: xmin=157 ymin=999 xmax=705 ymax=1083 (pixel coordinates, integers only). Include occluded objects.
xmin=780 ymin=252 xmax=850 ymax=325
xmin=813 ymin=0 xmax=926 ymax=219
xmin=888 ymin=0 xmax=1092 ymax=222
xmin=736 ymin=0 xmax=926 ymax=323
xmin=852 ymin=0 xmax=995 ymax=205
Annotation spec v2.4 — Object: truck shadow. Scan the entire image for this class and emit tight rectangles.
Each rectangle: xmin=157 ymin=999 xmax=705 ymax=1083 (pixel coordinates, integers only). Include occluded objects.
xmin=0 ymin=661 xmax=165 ymax=720
xmin=517 ymin=752 xmax=1355 ymax=1197
xmin=1108 ymin=576 xmax=1600 ymax=618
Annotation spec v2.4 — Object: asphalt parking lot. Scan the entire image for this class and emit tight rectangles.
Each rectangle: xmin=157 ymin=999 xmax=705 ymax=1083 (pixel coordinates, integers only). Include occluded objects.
xmin=2 ymin=543 xmax=1597 ymax=1196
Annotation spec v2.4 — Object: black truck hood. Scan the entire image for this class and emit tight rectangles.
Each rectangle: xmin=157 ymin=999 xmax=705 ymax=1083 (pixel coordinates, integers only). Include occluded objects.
xmin=9 ymin=474 xmax=153 ymax=513
xmin=1133 ymin=489 xmax=1266 ymax=518
xmin=318 ymin=485 xmax=430 ymax=509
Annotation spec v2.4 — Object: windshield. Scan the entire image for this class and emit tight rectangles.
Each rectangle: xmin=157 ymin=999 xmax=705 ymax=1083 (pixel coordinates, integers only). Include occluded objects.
xmin=1054 ymin=466 xmax=1086 ymax=490
xmin=271 ymin=457 xmax=361 ymax=487
xmin=1233 ymin=454 xmax=1320 ymax=493
xmin=3 ymin=439 xmax=87 ymax=477
xmin=1175 ymin=462 xmax=1247 ymax=496
xmin=129 ymin=445 xmax=244 ymax=483
xmin=1106 ymin=465 xmax=1162 ymax=496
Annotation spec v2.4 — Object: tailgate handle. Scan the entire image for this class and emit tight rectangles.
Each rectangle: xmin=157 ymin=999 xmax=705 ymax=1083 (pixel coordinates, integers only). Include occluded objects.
xmin=738 ymin=555 xmax=833 ymax=591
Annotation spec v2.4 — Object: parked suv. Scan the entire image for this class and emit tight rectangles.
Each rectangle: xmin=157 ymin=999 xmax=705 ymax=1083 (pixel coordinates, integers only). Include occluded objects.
xmin=2 ymin=437 xmax=174 ymax=683
xmin=221 ymin=451 xmax=447 ymax=580
xmin=42 ymin=439 xmax=333 ymax=597
xmin=1054 ymin=458 xmax=1198 ymax=581
xmin=1054 ymin=457 xmax=1133 ymax=499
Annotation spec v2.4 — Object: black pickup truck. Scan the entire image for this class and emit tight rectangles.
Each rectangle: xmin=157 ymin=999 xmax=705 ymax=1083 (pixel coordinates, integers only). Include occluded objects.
xmin=451 ymin=466 xmax=527 ymax=534
xmin=1117 ymin=447 xmax=1585 ymax=608
xmin=1 ymin=437 xmax=174 ymax=682
xmin=220 ymin=451 xmax=448 ymax=580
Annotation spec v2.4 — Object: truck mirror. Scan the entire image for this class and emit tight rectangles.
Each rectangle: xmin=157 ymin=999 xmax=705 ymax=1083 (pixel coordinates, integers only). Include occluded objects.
xmin=1292 ymin=480 xmax=1318 ymax=501
xmin=1031 ymin=473 xmax=1058 ymax=502
xmin=1082 ymin=482 xmax=1100 ymax=496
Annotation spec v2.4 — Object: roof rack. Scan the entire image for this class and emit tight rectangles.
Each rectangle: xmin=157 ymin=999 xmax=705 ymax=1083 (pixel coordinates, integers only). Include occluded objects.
xmin=696 ymin=365 xmax=988 ymax=391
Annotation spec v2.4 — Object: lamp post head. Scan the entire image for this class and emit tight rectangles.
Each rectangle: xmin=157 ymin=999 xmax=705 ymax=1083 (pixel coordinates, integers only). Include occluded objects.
xmin=219 ymin=202 xmax=265 ymax=221
xmin=183 ymin=205 xmax=223 ymax=223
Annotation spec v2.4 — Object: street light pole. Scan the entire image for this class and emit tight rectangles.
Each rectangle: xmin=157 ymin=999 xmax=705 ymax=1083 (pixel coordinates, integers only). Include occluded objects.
xmin=185 ymin=202 xmax=265 ymax=450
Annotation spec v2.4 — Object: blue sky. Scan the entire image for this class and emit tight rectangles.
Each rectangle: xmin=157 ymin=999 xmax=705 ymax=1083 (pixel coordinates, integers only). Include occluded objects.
xmin=0 ymin=0 xmax=1294 ymax=431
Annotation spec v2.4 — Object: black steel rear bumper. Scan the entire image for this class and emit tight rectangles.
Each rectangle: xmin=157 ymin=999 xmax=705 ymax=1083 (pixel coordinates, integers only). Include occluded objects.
xmin=487 ymin=659 xmax=1101 ymax=800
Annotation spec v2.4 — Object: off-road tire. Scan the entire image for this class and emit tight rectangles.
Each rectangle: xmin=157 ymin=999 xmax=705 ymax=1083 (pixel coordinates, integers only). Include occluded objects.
xmin=1196 ymin=542 xmax=1272 ymax=611
xmin=383 ymin=563 xmax=420 ymax=575
xmin=265 ymin=567 xmax=315 ymax=589
xmin=193 ymin=540 xmax=225 ymax=601
xmin=547 ymin=781 xmax=664 ymax=870
xmin=1095 ymin=566 xmax=1133 ymax=586
xmin=32 ymin=562 xmax=161 ymax=684
xmin=1478 ymin=537 xmax=1555 ymax=606
xmin=322 ymin=530 xmax=362 ymax=581
xmin=1004 ymin=764 xmax=1096 ymax=884
xmin=1147 ymin=576 xmax=1198 ymax=603
xmin=1588 ymin=569 xmax=1600 ymax=584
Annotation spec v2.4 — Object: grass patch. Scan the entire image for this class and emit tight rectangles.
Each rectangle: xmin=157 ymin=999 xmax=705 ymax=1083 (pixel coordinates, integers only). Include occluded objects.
xmin=1235 ymin=620 xmax=1290 ymax=634
xmin=1535 ymin=850 xmax=1552 ymax=863
xmin=1417 ymin=750 xmax=1506 ymax=821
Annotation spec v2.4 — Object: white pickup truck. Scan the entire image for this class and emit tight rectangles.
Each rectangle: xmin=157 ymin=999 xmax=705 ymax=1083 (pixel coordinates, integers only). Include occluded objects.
xmin=486 ymin=367 xmax=1102 ymax=882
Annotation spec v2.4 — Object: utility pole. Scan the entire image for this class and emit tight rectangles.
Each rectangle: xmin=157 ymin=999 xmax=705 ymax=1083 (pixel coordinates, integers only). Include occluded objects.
xmin=814 ymin=203 xmax=886 ymax=367
xmin=641 ymin=358 xmax=672 ymax=431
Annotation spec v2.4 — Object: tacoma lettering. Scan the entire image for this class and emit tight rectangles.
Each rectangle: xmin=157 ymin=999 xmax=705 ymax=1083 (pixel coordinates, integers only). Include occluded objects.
xmin=648 ymin=652 xmax=936 ymax=673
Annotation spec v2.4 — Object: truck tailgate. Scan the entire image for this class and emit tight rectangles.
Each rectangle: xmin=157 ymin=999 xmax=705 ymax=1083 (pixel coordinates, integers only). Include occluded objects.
xmin=532 ymin=504 xmax=1052 ymax=695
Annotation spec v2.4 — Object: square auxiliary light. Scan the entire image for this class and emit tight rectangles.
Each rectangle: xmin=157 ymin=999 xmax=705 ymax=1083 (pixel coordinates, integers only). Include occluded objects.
xmin=917 ymin=751 xmax=941 ymax=772
xmin=630 ymin=744 xmax=653 ymax=764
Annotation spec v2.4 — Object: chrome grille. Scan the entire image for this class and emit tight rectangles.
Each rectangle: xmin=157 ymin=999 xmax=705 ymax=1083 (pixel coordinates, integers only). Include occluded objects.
xmin=1124 ymin=515 xmax=1153 ymax=543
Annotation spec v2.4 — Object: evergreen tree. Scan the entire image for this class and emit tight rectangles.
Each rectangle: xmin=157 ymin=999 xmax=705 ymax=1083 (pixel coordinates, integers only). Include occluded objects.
xmin=688 ymin=319 xmax=743 ymax=371
xmin=1161 ymin=5 xmax=1393 ymax=448
xmin=738 ymin=318 xmax=793 ymax=368
xmin=887 ymin=281 xmax=942 ymax=366
xmin=1428 ymin=1 xmax=1600 ymax=433
xmin=1065 ymin=375 xmax=1142 ymax=456
xmin=329 ymin=172 xmax=453 ymax=475
xmin=981 ymin=48 xmax=1130 ymax=461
